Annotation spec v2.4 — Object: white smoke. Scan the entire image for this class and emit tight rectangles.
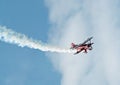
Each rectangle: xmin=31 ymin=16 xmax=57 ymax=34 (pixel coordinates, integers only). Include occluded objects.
xmin=0 ymin=26 xmax=75 ymax=53
xmin=46 ymin=0 xmax=120 ymax=85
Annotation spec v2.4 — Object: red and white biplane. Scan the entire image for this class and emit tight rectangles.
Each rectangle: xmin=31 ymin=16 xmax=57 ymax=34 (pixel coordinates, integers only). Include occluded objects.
xmin=70 ymin=37 xmax=94 ymax=55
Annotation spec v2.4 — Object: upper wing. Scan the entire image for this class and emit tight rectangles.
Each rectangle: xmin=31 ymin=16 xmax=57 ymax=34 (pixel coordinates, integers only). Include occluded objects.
xmin=70 ymin=37 xmax=93 ymax=50
xmin=79 ymin=37 xmax=93 ymax=46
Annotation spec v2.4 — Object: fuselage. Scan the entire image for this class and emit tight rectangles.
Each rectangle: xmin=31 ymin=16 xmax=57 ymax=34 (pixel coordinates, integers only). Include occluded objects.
xmin=75 ymin=43 xmax=93 ymax=53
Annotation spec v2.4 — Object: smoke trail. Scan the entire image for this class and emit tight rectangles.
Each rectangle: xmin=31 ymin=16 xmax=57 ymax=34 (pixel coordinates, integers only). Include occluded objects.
xmin=0 ymin=26 xmax=75 ymax=53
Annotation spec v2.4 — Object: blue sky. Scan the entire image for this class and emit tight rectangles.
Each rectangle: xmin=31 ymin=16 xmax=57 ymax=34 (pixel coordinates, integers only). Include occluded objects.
xmin=0 ymin=0 xmax=61 ymax=85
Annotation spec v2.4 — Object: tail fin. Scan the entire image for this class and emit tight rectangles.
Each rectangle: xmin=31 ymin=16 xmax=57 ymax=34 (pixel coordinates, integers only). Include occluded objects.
xmin=71 ymin=43 xmax=75 ymax=48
